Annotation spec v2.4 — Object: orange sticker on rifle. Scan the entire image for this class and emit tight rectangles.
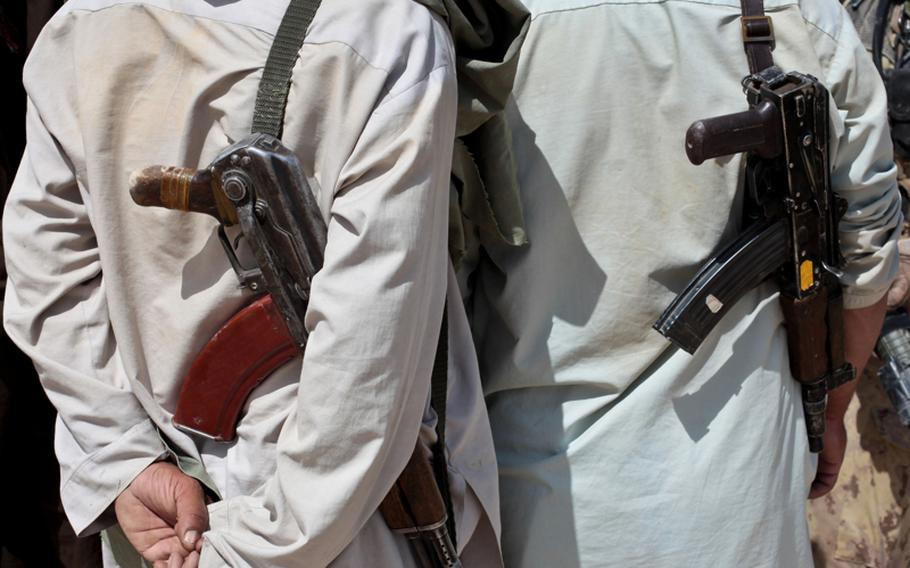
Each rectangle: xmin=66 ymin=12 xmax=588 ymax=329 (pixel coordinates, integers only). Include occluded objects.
xmin=800 ymin=260 xmax=815 ymax=291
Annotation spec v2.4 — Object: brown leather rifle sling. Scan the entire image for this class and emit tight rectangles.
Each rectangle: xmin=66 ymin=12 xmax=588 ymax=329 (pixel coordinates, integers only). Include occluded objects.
xmin=740 ymin=0 xmax=774 ymax=75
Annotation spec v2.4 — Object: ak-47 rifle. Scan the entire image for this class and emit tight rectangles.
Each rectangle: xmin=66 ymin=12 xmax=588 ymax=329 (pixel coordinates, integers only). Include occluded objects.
xmin=653 ymin=66 xmax=855 ymax=452
xmin=130 ymin=132 xmax=461 ymax=568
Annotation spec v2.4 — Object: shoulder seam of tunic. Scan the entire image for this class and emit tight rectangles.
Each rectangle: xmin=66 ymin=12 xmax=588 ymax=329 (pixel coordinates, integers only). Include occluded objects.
xmin=800 ymin=13 xmax=840 ymax=43
xmin=55 ymin=2 xmax=400 ymax=79
xmin=303 ymin=39 xmax=394 ymax=76
xmin=376 ymin=62 xmax=452 ymax=108
xmin=58 ymin=1 xmax=283 ymax=36
xmin=525 ymin=0 xmax=800 ymax=22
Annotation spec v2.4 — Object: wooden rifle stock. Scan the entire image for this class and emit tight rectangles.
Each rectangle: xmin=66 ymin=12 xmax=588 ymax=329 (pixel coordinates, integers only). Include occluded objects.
xmin=380 ymin=440 xmax=462 ymax=568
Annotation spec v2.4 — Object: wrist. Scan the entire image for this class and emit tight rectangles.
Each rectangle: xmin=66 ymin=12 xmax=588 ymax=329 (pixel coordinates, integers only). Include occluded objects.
xmin=825 ymin=379 xmax=856 ymax=423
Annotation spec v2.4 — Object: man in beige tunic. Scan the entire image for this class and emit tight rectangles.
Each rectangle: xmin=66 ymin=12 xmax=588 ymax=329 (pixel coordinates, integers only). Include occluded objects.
xmin=2 ymin=0 xmax=514 ymax=566
xmin=465 ymin=0 xmax=901 ymax=566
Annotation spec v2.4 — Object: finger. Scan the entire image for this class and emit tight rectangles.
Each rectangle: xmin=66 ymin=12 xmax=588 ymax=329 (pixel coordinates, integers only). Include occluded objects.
xmin=143 ymin=536 xmax=191 ymax=563
xmin=808 ymin=474 xmax=836 ymax=499
xmin=809 ymin=460 xmax=838 ymax=498
xmin=184 ymin=550 xmax=201 ymax=568
xmin=168 ymin=552 xmax=183 ymax=568
xmin=173 ymin=478 xmax=209 ymax=551
xmin=810 ymin=452 xmax=843 ymax=496
xmin=809 ymin=425 xmax=847 ymax=499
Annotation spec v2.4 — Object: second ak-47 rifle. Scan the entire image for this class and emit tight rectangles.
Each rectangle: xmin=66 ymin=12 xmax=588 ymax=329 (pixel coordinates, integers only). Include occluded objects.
xmin=653 ymin=65 xmax=855 ymax=452
xmin=130 ymin=132 xmax=460 ymax=568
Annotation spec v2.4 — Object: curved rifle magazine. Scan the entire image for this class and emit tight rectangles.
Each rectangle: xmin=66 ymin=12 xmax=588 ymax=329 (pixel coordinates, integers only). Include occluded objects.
xmin=653 ymin=218 xmax=789 ymax=354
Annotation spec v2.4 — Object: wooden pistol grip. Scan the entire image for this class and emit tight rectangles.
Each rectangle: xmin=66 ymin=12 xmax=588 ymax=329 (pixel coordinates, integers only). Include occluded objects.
xmin=379 ymin=440 xmax=448 ymax=531
xmin=173 ymin=295 xmax=299 ymax=441
xmin=685 ymin=101 xmax=781 ymax=165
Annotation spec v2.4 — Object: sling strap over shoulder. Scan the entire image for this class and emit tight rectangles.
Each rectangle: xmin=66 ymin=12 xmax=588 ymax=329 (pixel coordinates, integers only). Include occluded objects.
xmin=740 ymin=0 xmax=775 ymax=74
xmin=252 ymin=0 xmax=320 ymax=138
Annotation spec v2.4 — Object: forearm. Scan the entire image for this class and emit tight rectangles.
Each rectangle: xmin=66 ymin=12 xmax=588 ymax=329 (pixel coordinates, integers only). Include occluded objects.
xmin=827 ymin=295 xmax=888 ymax=421
xmin=824 ymin=10 xmax=897 ymax=421
xmin=808 ymin=9 xmax=898 ymax=497
xmin=825 ymin=9 xmax=902 ymax=309
xmin=4 ymin=98 xmax=166 ymax=534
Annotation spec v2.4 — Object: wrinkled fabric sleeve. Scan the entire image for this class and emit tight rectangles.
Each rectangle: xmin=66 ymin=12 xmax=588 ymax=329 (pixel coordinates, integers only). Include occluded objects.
xmin=199 ymin=55 xmax=457 ymax=568
xmin=824 ymin=9 xmax=903 ymax=308
xmin=2 ymin=97 xmax=167 ymax=536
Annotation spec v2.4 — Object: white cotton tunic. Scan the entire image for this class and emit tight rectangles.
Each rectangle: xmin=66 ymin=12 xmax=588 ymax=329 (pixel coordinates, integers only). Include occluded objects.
xmin=466 ymin=0 xmax=901 ymax=566
xmin=3 ymin=1 xmax=502 ymax=566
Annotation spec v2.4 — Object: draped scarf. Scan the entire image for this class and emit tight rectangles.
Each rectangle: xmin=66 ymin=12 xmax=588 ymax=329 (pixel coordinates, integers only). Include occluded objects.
xmin=415 ymin=0 xmax=530 ymax=267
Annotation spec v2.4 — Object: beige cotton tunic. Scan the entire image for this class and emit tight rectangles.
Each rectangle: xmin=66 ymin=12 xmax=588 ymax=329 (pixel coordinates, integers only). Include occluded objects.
xmin=466 ymin=0 xmax=902 ymax=566
xmin=3 ymin=1 xmax=501 ymax=566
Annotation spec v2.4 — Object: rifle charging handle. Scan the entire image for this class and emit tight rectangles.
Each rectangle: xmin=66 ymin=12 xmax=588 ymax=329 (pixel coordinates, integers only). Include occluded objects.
xmin=222 ymin=170 xmax=251 ymax=202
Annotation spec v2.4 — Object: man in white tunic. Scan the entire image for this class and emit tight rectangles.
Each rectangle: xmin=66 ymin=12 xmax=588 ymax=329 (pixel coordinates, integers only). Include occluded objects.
xmin=2 ymin=0 xmax=522 ymax=566
xmin=465 ymin=0 xmax=902 ymax=566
